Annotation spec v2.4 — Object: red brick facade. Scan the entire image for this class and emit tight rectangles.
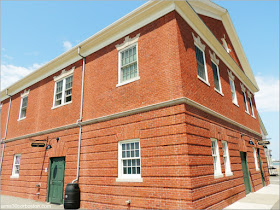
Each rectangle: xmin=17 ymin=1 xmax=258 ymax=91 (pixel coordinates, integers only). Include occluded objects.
xmin=0 ymin=5 xmax=269 ymax=210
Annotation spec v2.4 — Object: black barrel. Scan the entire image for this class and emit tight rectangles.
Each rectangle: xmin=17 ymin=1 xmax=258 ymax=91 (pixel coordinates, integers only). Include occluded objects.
xmin=64 ymin=183 xmax=80 ymax=209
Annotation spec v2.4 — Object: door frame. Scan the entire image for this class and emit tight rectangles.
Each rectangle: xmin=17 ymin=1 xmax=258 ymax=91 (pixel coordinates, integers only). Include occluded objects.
xmin=46 ymin=156 xmax=65 ymax=204
xmin=240 ymin=152 xmax=252 ymax=194
xmin=257 ymin=148 xmax=266 ymax=186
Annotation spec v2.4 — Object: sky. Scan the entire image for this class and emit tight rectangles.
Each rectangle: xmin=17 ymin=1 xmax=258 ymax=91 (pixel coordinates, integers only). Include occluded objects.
xmin=1 ymin=1 xmax=279 ymax=160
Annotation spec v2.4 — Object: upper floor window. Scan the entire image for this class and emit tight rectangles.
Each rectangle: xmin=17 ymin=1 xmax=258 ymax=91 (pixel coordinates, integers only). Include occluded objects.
xmin=222 ymin=141 xmax=233 ymax=176
xmin=247 ymin=91 xmax=255 ymax=117
xmin=52 ymin=68 xmax=74 ymax=108
xmin=116 ymin=34 xmax=140 ymax=87
xmin=11 ymin=154 xmax=21 ymax=178
xmin=117 ymin=139 xmax=142 ymax=182
xmin=228 ymin=70 xmax=238 ymax=106
xmin=192 ymin=33 xmax=209 ymax=85
xmin=18 ymin=90 xmax=29 ymax=120
xmin=211 ymin=139 xmax=223 ymax=178
xmin=240 ymin=84 xmax=249 ymax=114
xmin=209 ymin=51 xmax=222 ymax=94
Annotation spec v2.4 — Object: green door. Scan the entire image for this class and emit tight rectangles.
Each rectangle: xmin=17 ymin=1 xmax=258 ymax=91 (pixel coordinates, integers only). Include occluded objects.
xmin=257 ymin=149 xmax=266 ymax=186
xmin=47 ymin=157 xmax=65 ymax=204
xmin=240 ymin=152 xmax=251 ymax=194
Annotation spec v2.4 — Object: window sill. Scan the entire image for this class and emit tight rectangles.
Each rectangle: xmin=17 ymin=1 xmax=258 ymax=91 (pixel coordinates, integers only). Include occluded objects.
xmin=233 ymin=102 xmax=239 ymax=107
xmin=214 ymin=173 xmax=224 ymax=179
xmin=214 ymin=88 xmax=224 ymax=96
xmin=10 ymin=175 xmax=19 ymax=179
xmin=225 ymin=172 xmax=233 ymax=177
xmin=245 ymin=111 xmax=250 ymax=115
xmin=252 ymin=115 xmax=256 ymax=119
xmin=116 ymin=177 xmax=143 ymax=182
xmin=17 ymin=117 xmax=26 ymax=122
xmin=197 ymin=75 xmax=210 ymax=87
xmin=51 ymin=101 xmax=72 ymax=110
xmin=116 ymin=76 xmax=140 ymax=87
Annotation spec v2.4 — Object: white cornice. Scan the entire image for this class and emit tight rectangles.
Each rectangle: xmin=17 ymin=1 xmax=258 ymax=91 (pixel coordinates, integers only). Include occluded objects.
xmin=228 ymin=70 xmax=235 ymax=80
xmin=209 ymin=50 xmax=219 ymax=65
xmin=247 ymin=91 xmax=252 ymax=98
xmin=240 ymin=83 xmax=246 ymax=92
xmin=53 ymin=67 xmax=75 ymax=82
xmin=115 ymin=34 xmax=140 ymax=51
xmin=2 ymin=97 xmax=262 ymax=143
xmin=20 ymin=89 xmax=30 ymax=98
xmin=192 ymin=33 xmax=206 ymax=51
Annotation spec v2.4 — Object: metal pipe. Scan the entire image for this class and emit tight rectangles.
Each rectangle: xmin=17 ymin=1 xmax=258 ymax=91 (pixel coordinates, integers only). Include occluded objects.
xmin=0 ymin=90 xmax=12 ymax=174
xmin=72 ymin=47 xmax=85 ymax=183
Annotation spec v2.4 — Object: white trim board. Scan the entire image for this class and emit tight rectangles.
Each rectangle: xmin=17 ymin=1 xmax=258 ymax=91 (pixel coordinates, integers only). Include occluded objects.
xmin=3 ymin=97 xmax=261 ymax=143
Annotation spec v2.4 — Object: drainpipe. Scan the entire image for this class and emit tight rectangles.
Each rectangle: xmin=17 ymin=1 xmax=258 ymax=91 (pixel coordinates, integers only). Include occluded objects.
xmin=72 ymin=47 xmax=85 ymax=183
xmin=0 ymin=89 xmax=12 ymax=174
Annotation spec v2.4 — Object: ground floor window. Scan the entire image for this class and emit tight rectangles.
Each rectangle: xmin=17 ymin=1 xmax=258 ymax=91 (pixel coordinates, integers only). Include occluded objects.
xmin=117 ymin=139 xmax=142 ymax=182
xmin=11 ymin=154 xmax=21 ymax=178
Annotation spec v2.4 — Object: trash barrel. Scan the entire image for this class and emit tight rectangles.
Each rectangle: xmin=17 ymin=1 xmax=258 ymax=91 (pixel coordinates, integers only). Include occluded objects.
xmin=64 ymin=183 xmax=80 ymax=209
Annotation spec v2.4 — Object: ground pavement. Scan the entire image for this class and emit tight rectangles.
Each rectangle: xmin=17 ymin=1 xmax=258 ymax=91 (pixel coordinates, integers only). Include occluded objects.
xmin=0 ymin=176 xmax=279 ymax=209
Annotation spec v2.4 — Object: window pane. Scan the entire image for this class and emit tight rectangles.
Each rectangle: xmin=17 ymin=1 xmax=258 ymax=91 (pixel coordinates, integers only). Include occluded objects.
xmin=123 ymin=167 xmax=127 ymax=174
xmin=212 ymin=62 xmax=220 ymax=91
xmin=137 ymin=159 xmax=140 ymax=166
xmin=123 ymin=160 xmax=127 ymax=166
xmin=132 ymin=159 xmax=136 ymax=166
xmin=135 ymin=150 xmax=139 ymax=157
xmin=137 ymin=167 xmax=140 ymax=174
xmin=128 ymin=160 xmax=131 ymax=166
xmin=195 ymin=46 xmax=206 ymax=80
xmin=15 ymin=156 xmax=21 ymax=164
xmin=56 ymin=81 xmax=63 ymax=93
xmin=131 ymin=151 xmax=134 ymax=157
xmin=22 ymin=97 xmax=28 ymax=107
xmin=122 ymin=144 xmax=125 ymax=150
xmin=126 ymin=143 xmax=130 ymax=150
xmin=135 ymin=142 xmax=139 ymax=149
xmin=243 ymin=92 xmax=248 ymax=111
xmin=132 ymin=167 xmax=136 ymax=174
xmin=128 ymin=167 xmax=131 ymax=174
xmin=20 ymin=109 xmax=26 ymax=118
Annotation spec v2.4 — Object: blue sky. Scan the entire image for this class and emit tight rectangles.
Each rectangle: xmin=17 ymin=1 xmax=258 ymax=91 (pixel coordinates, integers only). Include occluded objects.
xmin=1 ymin=1 xmax=279 ymax=160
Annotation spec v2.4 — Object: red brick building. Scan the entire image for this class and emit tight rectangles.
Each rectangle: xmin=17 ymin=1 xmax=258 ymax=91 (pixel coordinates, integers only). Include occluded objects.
xmin=0 ymin=0 xmax=270 ymax=209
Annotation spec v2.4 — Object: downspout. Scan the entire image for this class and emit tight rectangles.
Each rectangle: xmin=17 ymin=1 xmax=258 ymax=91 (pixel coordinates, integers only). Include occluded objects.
xmin=0 ymin=89 xmax=12 ymax=174
xmin=72 ymin=47 xmax=85 ymax=183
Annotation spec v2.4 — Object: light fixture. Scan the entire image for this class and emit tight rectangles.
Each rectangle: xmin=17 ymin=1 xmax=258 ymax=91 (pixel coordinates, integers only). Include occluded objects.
xmin=249 ymin=140 xmax=255 ymax=145
xmin=46 ymin=144 xmax=52 ymax=150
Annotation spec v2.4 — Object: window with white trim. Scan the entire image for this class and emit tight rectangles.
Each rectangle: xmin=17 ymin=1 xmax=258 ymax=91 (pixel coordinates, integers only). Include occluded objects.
xmin=195 ymin=45 xmax=208 ymax=83
xmin=211 ymin=61 xmax=222 ymax=93
xmin=120 ymin=45 xmax=138 ymax=83
xmin=117 ymin=139 xmax=142 ymax=182
xmin=19 ymin=96 xmax=28 ymax=119
xmin=248 ymin=95 xmax=255 ymax=117
xmin=229 ymin=78 xmax=237 ymax=105
xmin=211 ymin=139 xmax=223 ymax=178
xmin=18 ymin=90 xmax=30 ymax=120
xmin=242 ymin=91 xmax=249 ymax=113
xmin=53 ymin=75 xmax=73 ymax=107
xmin=116 ymin=34 xmax=140 ymax=86
xmin=11 ymin=154 xmax=21 ymax=178
xmin=222 ymin=141 xmax=233 ymax=176
xmin=253 ymin=147 xmax=259 ymax=171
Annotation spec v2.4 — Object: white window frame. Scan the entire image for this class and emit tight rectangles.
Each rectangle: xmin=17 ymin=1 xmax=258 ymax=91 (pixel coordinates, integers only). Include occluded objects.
xmin=211 ymin=59 xmax=223 ymax=96
xmin=253 ymin=147 xmax=259 ymax=171
xmin=242 ymin=91 xmax=249 ymax=114
xmin=211 ymin=138 xmax=223 ymax=178
xmin=192 ymin=33 xmax=209 ymax=86
xmin=11 ymin=154 xmax=21 ymax=178
xmin=52 ymin=68 xmax=74 ymax=109
xmin=195 ymin=44 xmax=209 ymax=86
xmin=247 ymin=91 xmax=255 ymax=117
xmin=116 ymin=34 xmax=140 ymax=87
xmin=222 ymin=141 xmax=233 ymax=176
xmin=116 ymin=139 xmax=143 ymax=182
xmin=18 ymin=90 xmax=30 ymax=121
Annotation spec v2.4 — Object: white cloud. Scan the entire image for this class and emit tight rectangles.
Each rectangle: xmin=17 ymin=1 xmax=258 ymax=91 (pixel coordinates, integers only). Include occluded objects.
xmin=255 ymin=75 xmax=279 ymax=112
xmin=63 ymin=41 xmax=73 ymax=51
xmin=1 ymin=63 xmax=44 ymax=90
